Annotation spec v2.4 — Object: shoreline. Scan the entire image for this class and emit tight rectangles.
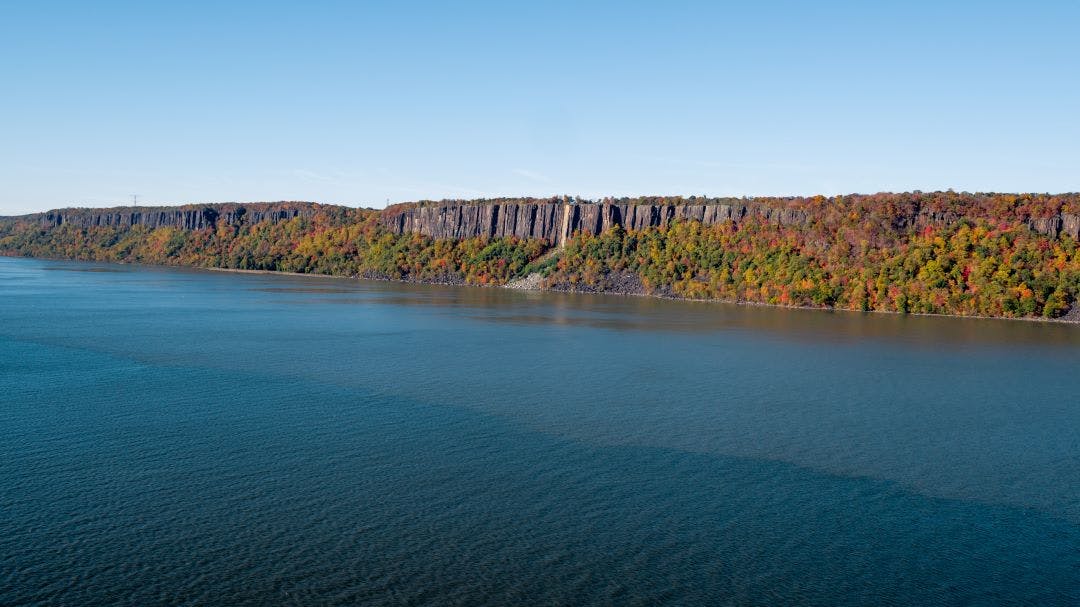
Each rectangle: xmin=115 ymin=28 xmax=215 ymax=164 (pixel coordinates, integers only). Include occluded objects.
xmin=5 ymin=254 xmax=1079 ymax=325
xmin=180 ymin=266 xmax=1080 ymax=325
xmin=537 ymin=282 xmax=1080 ymax=325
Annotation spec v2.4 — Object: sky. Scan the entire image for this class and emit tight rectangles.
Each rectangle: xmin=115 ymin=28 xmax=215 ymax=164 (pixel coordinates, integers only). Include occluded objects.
xmin=1 ymin=1 xmax=1078 ymax=214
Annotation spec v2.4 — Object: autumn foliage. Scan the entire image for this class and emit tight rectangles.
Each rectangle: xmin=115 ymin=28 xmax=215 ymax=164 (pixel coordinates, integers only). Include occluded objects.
xmin=3 ymin=191 xmax=1080 ymax=319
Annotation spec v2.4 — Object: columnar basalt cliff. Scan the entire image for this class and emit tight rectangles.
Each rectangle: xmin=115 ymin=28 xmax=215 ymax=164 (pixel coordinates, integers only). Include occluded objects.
xmin=380 ymin=202 xmax=567 ymax=243
xmin=379 ymin=196 xmax=1080 ymax=243
xmin=378 ymin=200 xmax=813 ymax=244
xmin=29 ymin=202 xmax=319 ymax=230
xmin=14 ymin=195 xmax=1080 ymax=243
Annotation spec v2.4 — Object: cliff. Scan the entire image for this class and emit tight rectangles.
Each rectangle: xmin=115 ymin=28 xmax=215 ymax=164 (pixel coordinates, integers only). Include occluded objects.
xmin=379 ymin=195 xmax=1080 ymax=243
xmin=7 ymin=198 xmax=813 ymax=246
xmin=379 ymin=199 xmax=813 ymax=245
xmin=12 ymin=193 xmax=1080 ymax=244
xmin=22 ymin=201 xmax=321 ymax=230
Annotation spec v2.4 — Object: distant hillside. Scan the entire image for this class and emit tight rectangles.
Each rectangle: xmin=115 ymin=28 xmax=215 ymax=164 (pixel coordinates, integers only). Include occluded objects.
xmin=16 ymin=201 xmax=329 ymax=230
xmin=3 ymin=192 xmax=1080 ymax=321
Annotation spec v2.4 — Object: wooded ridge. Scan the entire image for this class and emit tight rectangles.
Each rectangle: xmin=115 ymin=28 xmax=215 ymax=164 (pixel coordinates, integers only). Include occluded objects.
xmin=4 ymin=191 xmax=1080 ymax=320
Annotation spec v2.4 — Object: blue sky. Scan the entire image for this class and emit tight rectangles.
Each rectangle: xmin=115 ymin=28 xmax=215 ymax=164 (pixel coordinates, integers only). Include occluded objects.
xmin=2 ymin=1 xmax=1078 ymax=214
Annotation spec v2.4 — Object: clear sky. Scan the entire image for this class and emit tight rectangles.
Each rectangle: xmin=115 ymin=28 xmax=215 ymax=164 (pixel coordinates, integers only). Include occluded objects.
xmin=2 ymin=1 xmax=1078 ymax=214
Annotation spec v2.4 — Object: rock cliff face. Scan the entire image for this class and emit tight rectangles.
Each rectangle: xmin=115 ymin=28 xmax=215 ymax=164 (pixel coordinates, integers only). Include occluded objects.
xmin=12 ymin=196 xmax=1080 ymax=243
xmin=380 ymin=199 xmax=1080 ymax=243
xmin=30 ymin=202 xmax=318 ymax=230
xmin=1029 ymin=214 xmax=1080 ymax=240
xmin=379 ymin=200 xmax=813 ymax=245
xmin=381 ymin=202 xmax=567 ymax=242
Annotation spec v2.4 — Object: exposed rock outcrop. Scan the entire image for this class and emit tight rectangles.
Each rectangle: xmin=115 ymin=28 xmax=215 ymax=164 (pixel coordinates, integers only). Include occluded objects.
xmin=380 ymin=197 xmax=1080 ymax=243
xmin=379 ymin=200 xmax=812 ymax=244
xmin=10 ymin=194 xmax=1080 ymax=244
xmin=381 ymin=202 xmax=566 ymax=242
xmin=30 ymin=202 xmax=318 ymax=230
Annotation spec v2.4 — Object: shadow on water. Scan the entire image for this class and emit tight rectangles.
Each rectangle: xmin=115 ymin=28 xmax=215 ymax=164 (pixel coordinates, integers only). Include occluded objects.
xmin=1 ymin=336 xmax=1077 ymax=605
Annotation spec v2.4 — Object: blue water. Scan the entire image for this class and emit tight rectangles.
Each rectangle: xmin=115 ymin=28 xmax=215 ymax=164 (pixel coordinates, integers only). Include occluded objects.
xmin=1 ymin=257 xmax=1078 ymax=606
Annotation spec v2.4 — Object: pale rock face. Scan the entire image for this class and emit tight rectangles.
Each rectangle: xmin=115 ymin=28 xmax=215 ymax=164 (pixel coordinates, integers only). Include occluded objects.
xmin=1062 ymin=214 xmax=1080 ymax=239
xmin=1023 ymin=214 xmax=1080 ymax=239
xmin=1027 ymin=216 xmax=1063 ymax=238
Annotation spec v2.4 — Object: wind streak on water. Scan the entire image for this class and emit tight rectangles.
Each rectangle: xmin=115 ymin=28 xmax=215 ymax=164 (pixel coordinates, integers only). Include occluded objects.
xmin=1 ymin=257 xmax=1078 ymax=606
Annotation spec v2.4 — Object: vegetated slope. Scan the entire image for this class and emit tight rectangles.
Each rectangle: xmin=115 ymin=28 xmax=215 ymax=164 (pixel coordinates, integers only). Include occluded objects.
xmin=0 ymin=202 xmax=549 ymax=286
xmin=3 ymin=191 xmax=1080 ymax=320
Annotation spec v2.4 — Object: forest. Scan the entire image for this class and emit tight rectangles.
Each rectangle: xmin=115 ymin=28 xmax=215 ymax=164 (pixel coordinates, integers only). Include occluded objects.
xmin=3 ymin=191 xmax=1080 ymax=320
xmin=0 ymin=206 xmax=548 ymax=287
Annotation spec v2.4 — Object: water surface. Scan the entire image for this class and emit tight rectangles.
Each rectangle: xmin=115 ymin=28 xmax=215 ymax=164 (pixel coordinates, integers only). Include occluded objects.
xmin=2 ymin=257 xmax=1078 ymax=605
